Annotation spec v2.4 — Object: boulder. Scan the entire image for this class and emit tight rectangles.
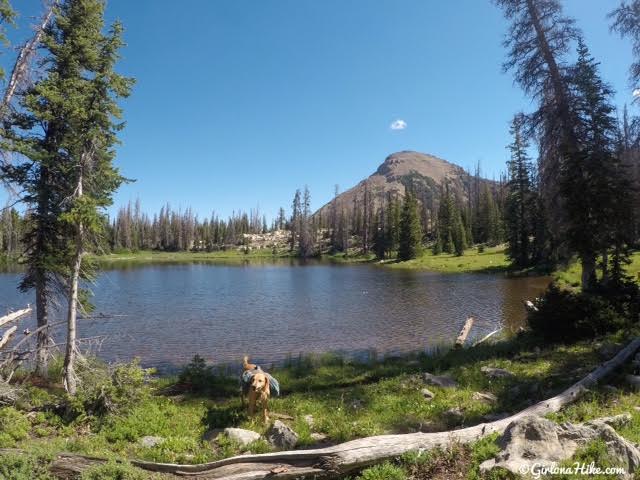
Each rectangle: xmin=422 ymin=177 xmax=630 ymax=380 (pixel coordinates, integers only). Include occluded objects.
xmin=444 ymin=407 xmax=464 ymax=426
xmin=421 ymin=388 xmax=436 ymax=400
xmin=310 ymin=432 xmax=328 ymax=442
xmin=480 ymin=415 xmax=640 ymax=477
xmin=139 ymin=436 xmax=164 ymax=448
xmin=224 ymin=428 xmax=261 ymax=447
xmin=472 ymin=391 xmax=498 ymax=403
xmin=267 ymin=420 xmax=299 ymax=449
xmin=481 ymin=366 xmax=515 ymax=379
xmin=422 ymin=372 xmax=458 ymax=388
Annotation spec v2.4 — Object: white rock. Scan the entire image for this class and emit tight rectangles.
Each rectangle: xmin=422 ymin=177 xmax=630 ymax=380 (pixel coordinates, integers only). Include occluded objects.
xmin=224 ymin=428 xmax=261 ymax=447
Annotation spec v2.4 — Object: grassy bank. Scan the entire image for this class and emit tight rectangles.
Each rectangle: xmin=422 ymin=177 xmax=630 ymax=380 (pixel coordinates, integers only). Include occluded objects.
xmin=91 ymin=249 xmax=292 ymax=266
xmin=3 ymin=329 xmax=639 ymax=479
xmin=388 ymin=246 xmax=510 ymax=273
xmin=554 ymin=252 xmax=640 ymax=289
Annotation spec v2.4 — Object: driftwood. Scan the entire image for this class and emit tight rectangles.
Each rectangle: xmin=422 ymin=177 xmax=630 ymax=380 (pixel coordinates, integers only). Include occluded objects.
xmin=0 ymin=306 xmax=32 ymax=329
xmin=18 ymin=336 xmax=640 ymax=479
xmin=472 ymin=327 xmax=503 ymax=347
xmin=0 ymin=326 xmax=17 ymax=350
xmin=524 ymin=300 xmax=539 ymax=313
xmin=454 ymin=316 xmax=475 ymax=348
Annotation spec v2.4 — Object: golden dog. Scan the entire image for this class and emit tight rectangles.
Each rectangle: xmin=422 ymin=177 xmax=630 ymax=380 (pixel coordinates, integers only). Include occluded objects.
xmin=242 ymin=356 xmax=271 ymax=422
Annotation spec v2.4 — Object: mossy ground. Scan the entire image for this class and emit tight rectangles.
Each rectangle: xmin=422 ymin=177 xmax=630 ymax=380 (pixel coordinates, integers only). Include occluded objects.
xmin=3 ymin=328 xmax=640 ymax=479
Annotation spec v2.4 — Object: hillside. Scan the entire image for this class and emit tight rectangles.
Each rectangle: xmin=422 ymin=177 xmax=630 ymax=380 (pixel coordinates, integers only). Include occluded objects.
xmin=314 ymin=150 xmax=492 ymax=219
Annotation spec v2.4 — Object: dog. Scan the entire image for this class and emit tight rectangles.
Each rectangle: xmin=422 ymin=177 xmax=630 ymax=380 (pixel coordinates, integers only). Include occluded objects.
xmin=241 ymin=356 xmax=271 ymax=422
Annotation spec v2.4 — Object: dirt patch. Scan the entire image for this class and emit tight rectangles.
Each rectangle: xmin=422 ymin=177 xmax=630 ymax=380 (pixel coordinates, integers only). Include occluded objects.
xmin=406 ymin=444 xmax=473 ymax=480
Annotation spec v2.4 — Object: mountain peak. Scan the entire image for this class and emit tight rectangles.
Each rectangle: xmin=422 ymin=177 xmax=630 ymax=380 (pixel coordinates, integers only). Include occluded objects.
xmin=375 ymin=151 xmax=465 ymax=183
xmin=314 ymin=150 xmax=488 ymax=218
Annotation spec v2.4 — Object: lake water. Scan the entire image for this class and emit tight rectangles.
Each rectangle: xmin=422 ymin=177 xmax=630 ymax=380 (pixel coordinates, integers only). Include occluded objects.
xmin=0 ymin=261 xmax=549 ymax=371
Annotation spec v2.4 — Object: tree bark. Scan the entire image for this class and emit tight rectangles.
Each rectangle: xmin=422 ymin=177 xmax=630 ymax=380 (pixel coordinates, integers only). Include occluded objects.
xmin=34 ymin=279 xmax=49 ymax=377
xmin=63 ymin=165 xmax=84 ymax=395
xmin=581 ymin=255 xmax=597 ymax=291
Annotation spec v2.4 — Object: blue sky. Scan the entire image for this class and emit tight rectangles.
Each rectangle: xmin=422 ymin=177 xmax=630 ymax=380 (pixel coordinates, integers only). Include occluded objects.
xmin=4 ymin=1 xmax=636 ymax=220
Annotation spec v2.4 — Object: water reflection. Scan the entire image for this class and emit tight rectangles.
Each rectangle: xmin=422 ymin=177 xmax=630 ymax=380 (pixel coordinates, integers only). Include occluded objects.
xmin=0 ymin=262 xmax=549 ymax=371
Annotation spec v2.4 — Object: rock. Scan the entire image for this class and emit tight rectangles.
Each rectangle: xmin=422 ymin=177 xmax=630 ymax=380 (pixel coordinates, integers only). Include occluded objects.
xmin=587 ymin=413 xmax=632 ymax=429
xmin=444 ymin=407 xmax=464 ymax=426
xmin=603 ymin=385 xmax=618 ymax=394
xmin=267 ymin=420 xmax=299 ymax=449
xmin=533 ymin=346 xmax=541 ymax=355
xmin=422 ymin=372 xmax=458 ymax=388
xmin=480 ymin=415 xmax=640 ymax=477
xmin=139 ymin=436 xmax=164 ymax=448
xmin=310 ymin=432 xmax=328 ymax=442
xmin=481 ymin=366 xmax=515 ymax=379
xmin=224 ymin=428 xmax=261 ymax=447
xmin=303 ymin=414 xmax=315 ymax=427
xmin=203 ymin=428 xmax=224 ymax=442
xmin=421 ymin=388 xmax=435 ymax=400
xmin=473 ymin=391 xmax=497 ymax=403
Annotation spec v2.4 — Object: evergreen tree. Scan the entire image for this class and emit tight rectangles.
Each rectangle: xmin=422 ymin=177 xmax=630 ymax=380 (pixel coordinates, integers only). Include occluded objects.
xmin=47 ymin=0 xmax=133 ymax=393
xmin=505 ymin=113 xmax=535 ymax=267
xmin=563 ymin=39 xmax=633 ymax=288
xmin=290 ymin=189 xmax=301 ymax=252
xmin=398 ymin=192 xmax=423 ymax=261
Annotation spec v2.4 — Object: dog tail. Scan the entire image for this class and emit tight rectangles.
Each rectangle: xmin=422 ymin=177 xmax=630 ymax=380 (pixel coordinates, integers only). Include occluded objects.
xmin=243 ymin=355 xmax=250 ymax=369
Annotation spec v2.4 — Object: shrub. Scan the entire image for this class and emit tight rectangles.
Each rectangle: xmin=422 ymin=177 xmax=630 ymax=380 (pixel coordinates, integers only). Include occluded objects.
xmin=177 ymin=355 xmax=237 ymax=397
xmin=80 ymin=461 xmax=147 ymax=480
xmin=0 ymin=406 xmax=30 ymax=447
xmin=357 ymin=462 xmax=407 ymax=480
xmin=63 ymin=359 xmax=151 ymax=421
xmin=527 ymin=282 xmax=631 ymax=342
xmin=0 ymin=453 xmax=54 ymax=480
xmin=178 ymin=355 xmax=214 ymax=393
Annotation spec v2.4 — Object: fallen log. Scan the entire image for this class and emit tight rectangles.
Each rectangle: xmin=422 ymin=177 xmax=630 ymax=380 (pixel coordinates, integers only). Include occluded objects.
xmin=0 ymin=326 xmax=17 ymax=350
xmin=5 ymin=336 xmax=640 ymax=479
xmin=472 ymin=327 xmax=503 ymax=347
xmin=0 ymin=306 xmax=32 ymax=329
xmin=454 ymin=316 xmax=475 ymax=348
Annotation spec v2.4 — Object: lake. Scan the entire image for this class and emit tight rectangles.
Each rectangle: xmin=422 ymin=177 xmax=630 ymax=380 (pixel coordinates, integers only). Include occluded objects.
xmin=0 ymin=261 xmax=549 ymax=371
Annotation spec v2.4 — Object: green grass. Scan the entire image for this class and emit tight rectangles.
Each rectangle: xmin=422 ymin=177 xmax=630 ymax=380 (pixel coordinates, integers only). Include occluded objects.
xmin=554 ymin=251 xmax=640 ymax=288
xmin=5 ymin=330 xmax=640 ymax=478
xmin=387 ymin=245 xmax=510 ymax=273
xmin=90 ymin=248 xmax=293 ymax=266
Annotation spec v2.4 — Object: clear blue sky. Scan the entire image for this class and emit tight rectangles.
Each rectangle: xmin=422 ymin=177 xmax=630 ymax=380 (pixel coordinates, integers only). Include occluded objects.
xmin=4 ymin=1 xmax=635 ymax=220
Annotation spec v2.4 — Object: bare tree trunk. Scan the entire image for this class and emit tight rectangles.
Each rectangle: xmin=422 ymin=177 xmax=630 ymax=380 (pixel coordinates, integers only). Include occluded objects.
xmin=1 ymin=3 xmax=56 ymax=116
xmin=581 ymin=255 xmax=597 ymax=291
xmin=63 ymin=167 xmax=83 ymax=395
xmin=34 ymin=280 xmax=49 ymax=377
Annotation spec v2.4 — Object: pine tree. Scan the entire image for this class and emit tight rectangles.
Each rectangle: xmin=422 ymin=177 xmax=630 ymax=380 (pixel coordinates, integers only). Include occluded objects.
xmin=505 ymin=113 xmax=535 ymax=267
xmin=30 ymin=0 xmax=133 ymax=392
xmin=398 ymin=192 xmax=423 ymax=261
xmin=563 ymin=39 xmax=632 ymax=288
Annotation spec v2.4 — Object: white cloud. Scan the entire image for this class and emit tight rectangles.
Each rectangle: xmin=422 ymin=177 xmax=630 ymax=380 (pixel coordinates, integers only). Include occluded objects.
xmin=390 ymin=119 xmax=407 ymax=130
xmin=634 ymin=88 xmax=640 ymax=98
